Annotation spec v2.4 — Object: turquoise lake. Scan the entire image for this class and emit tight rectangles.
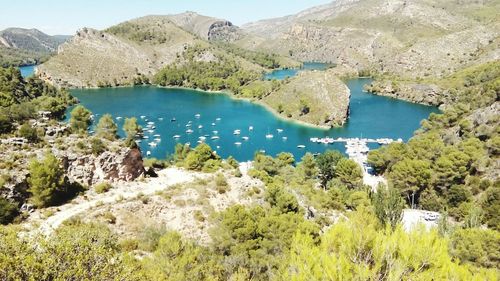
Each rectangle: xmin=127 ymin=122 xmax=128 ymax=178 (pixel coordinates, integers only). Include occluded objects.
xmin=19 ymin=65 xmax=36 ymax=77
xmin=69 ymin=73 xmax=439 ymax=161
xmin=263 ymin=62 xmax=332 ymax=80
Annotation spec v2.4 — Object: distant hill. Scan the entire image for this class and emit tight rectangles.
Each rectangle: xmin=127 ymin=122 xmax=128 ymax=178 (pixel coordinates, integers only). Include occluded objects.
xmin=37 ymin=14 xmax=296 ymax=88
xmin=0 ymin=28 xmax=70 ymax=66
xmin=238 ymin=0 xmax=500 ymax=79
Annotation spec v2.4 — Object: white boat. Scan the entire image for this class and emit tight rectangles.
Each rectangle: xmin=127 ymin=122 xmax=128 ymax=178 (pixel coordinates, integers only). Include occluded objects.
xmin=142 ymin=136 xmax=149 ymax=139
xmin=146 ymin=151 xmax=151 ymax=156
xmin=233 ymin=130 xmax=241 ymax=135
xmin=153 ymin=134 xmax=161 ymax=137
xmin=212 ymin=130 xmax=218 ymax=134
xmin=173 ymin=135 xmax=181 ymax=139
xmin=147 ymin=121 xmax=155 ymax=125
xmin=297 ymin=145 xmax=306 ymax=149
xmin=147 ymin=129 xmax=154 ymax=133
xmin=186 ymin=124 xmax=192 ymax=127
xmin=216 ymin=146 xmax=220 ymax=149
xmin=249 ymin=126 xmax=254 ymax=131
xmin=211 ymin=136 xmax=220 ymax=140
xmin=282 ymin=137 xmax=288 ymax=140
xmin=199 ymin=136 xmax=206 ymax=141
xmin=211 ymin=123 xmax=216 ymax=126
xmin=116 ymin=117 xmax=122 ymax=120
xmin=148 ymin=142 xmax=157 ymax=147
xmin=186 ymin=129 xmax=194 ymax=134
xmin=198 ymin=125 xmax=203 ymax=129
xmin=140 ymin=115 xmax=146 ymax=119
xmin=242 ymin=136 xmax=249 ymax=141
xmin=154 ymin=138 xmax=161 ymax=142
xmin=277 ymin=129 xmax=283 ymax=133
xmin=158 ymin=117 xmax=163 ymax=121
xmin=235 ymin=142 xmax=242 ymax=146
xmin=195 ymin=114 xmax=201 ymax=118
xmin=216 ymin=117 xmax=221 ymax=121
xmin=265 ymin=134 xmax=274 ymax=139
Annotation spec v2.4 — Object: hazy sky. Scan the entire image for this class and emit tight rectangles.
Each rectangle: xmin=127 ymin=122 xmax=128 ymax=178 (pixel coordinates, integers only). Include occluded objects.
xmin=0 ymin=0 xmax=332 ymax=35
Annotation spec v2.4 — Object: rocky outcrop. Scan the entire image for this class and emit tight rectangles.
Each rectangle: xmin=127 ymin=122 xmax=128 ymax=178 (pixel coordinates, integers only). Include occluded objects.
xmin=0 ymin=122 xmax=145 ymax=206
xmin=61 ymin=147 xmax=145 ymax=187
xmin=167 ymin=12 xmax=242 ymax=42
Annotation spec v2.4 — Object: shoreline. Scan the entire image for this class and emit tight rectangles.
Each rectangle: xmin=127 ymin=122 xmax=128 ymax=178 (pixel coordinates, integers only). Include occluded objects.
xmin=78 ymin=83 xmax=336 ymax=131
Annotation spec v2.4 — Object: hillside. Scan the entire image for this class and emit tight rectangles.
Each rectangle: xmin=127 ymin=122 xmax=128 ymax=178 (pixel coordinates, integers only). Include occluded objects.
xmin=262 ymin=70 xmax=351 ymax=127
xmin=37 ymin=14 xmax=297 ymax=88
xmin=239 ymin=0 xmax=499 ymax=81
xmin=166 ymin=11 xmax=243 ymax=42
xmin=0 ymin=28 xmax=69 ymax=66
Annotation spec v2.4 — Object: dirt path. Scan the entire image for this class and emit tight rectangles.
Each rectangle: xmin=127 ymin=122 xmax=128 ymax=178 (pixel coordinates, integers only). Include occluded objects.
xmin=33 ymin=168 xmax=207 ymax=235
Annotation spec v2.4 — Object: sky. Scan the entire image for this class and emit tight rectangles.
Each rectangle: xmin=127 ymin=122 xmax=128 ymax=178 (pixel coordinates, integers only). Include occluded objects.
xmin=0 ymin=0 xmax=332 ymax=35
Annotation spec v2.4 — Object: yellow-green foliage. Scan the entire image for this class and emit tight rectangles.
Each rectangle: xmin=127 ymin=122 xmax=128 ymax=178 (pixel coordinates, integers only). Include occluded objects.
xmin=94 ymin=182 xmax=112 ymax=194
xmin=0 ymin=223 xmax=139 ymax=280
xmin=277 ymin=209 xmax=499 ymax=281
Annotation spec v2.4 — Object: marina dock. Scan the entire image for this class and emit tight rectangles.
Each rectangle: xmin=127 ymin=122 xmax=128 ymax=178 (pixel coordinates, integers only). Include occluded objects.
xmin=310 ymin=137 xmax=401 ymax=190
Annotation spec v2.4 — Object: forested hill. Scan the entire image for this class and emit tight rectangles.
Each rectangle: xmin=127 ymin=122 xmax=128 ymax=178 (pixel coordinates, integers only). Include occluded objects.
xmin=0 ymin=28 xmax=70 ymax=67
xmin=368 ymin=61 xmax=499 ymax=229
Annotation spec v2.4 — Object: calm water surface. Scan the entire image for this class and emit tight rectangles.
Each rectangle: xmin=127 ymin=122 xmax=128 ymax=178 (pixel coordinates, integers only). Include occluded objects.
xmin=263 ymin=62 xmax=332 ymax=80
xmin=69 ymin=75 xmax=439 ymax=161
xmin=19 ymin=65 xmax=36 ymax=77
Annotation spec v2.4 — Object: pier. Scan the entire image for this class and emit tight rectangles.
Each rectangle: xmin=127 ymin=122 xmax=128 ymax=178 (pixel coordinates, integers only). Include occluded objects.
xmin=310 ymin=137 xmax=402 ymax=190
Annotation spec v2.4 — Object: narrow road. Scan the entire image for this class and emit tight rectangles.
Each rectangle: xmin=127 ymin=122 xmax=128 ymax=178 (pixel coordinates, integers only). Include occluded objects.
xmin=35 ymin=168 xmax=207 ymax=235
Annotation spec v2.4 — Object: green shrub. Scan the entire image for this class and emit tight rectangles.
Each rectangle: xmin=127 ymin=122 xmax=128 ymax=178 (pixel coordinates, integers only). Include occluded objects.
xmin=90 ymin=138 xmax=106 ymax=155
xmin=17 ymin=123 xmax=38 ymax=142
xmin=0 ymin=198 xmax=18 ymax=224
xmin=94 ymin=182 xmax=112 ymax=194
xmin=215 ymin=173 xmax=230 ymax=194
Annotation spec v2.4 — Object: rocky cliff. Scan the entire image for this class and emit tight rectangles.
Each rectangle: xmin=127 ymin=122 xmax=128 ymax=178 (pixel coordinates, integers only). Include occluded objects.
xmin=239 ymin=0 xmax=500 ymax=87
xmin=166 ymin=12 xmax=243 ymax=42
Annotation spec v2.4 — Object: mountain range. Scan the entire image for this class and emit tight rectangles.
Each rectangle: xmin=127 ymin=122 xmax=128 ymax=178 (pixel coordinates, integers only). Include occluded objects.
xmin=0 ymin=28 xmax=70 ymax=66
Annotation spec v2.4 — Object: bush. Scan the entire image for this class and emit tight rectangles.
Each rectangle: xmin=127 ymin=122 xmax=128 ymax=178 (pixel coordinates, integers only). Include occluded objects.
xmin=139 ymin=225 xmax=168 ymax=252
xmin=95 ymin=114 xmax=118 ymax=140
xmin=90 ymin=138 xmax=106 ymax=155
xmin=215 ymin=173 xmax=229 ymax=194
xmin=69 ymin=105 xmax=92 ymax=134
xmin=94 ymin=182 xmax=112 ymax=194
xmin=0 ymin=198 xmax=18 ymax=224
xmin=27 ymin=153 xmax=65 ymax=208
xmin=17 ymin=123 xmax=38 ymax=142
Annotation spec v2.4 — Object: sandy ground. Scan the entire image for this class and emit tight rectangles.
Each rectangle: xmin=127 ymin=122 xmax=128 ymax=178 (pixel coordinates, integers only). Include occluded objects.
xmin=28 ymin=168 xmax=208 ymax=235
xmin=402 ymin=209 xmax=440 ymax=231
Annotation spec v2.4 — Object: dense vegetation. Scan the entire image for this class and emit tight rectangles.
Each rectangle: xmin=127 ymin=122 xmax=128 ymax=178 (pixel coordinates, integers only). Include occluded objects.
xmin=154 ymin=45 xmax=261 ymax=93
xmin=368 ymin=61 xmax=499 ymax=229
xmin=216 ymin=42 xmax=297 ymax=69
xmin=0 ymin=66 xmax=75 ymax=134
xmin=1 ymin=146 xmax=498 ymax=279
xmin=0 ymin=47 xmax=51 ymax=67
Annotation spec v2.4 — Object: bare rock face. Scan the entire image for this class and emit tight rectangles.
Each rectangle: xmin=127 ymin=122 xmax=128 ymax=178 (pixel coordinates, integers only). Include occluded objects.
xmin=0 ymin=122 xmax=146 ymax=206
xmin=63 ymin=148 xmax=145 ymax=187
